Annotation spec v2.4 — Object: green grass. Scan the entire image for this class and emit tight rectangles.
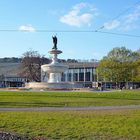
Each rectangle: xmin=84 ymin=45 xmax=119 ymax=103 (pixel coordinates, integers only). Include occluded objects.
xmin=0 ymin=109 xmax=140 ymax=139
xmin=0 ymin=90 xmax=140 ymax=107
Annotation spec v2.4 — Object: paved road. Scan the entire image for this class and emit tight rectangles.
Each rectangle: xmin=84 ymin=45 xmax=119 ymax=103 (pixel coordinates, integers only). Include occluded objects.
xmin=0 ymin=105 xmax=140 ymax=112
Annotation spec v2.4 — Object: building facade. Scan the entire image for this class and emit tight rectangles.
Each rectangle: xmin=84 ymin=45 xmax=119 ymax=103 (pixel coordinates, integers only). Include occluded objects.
xmin=0 ymin=61 xmax=139 ymax=89
xmin=0 ymin=75 xmax=27 ymax=88
xmin=0 ymin=62 xmax=27 ymax=88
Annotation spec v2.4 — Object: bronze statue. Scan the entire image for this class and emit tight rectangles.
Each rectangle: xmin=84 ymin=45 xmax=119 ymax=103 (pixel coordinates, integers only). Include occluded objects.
xmin=52 ymin=36 xmax=57 ymax=50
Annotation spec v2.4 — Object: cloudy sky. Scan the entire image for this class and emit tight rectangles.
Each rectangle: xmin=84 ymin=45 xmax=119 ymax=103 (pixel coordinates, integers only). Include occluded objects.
xmin=0 ymin=0 xmax=140 ymax=60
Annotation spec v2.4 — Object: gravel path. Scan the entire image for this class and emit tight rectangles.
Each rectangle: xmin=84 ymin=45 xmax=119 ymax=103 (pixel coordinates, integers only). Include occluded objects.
xmin=0 ymin=105 xmax=140 ymax=112
xmin=0 ymin=132 xmax=28 ymax=140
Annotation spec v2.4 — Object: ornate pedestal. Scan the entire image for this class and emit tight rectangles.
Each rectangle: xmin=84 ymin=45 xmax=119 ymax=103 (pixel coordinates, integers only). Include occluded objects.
xmin=41 ymin=49 xmax=68 ymax=83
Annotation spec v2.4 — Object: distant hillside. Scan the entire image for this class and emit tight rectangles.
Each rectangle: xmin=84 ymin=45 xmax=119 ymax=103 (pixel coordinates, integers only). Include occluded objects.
xmin=0 ymin=57 xmax=21 ymax=63
xmin=0 ymin=57 xmax=87 ymax=76
xmin=0 ymin=57 xmax=79 ymax=63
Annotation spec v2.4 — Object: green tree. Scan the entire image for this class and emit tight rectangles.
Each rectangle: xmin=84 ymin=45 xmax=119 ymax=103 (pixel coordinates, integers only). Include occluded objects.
xmin=132 ymin=59 xmax=140 ymax=81
xmin=97 ymin=47 xmax=140 ymax=88
xmin=106 ymin=47 xmax=139 ymax=62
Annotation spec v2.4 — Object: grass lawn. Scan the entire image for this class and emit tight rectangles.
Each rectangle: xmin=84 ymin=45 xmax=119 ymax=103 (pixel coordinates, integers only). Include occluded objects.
xmin=0 ymin=109 xmax=140 ymax=139
xmin=0 ymin=90 xmax=140 ymax=107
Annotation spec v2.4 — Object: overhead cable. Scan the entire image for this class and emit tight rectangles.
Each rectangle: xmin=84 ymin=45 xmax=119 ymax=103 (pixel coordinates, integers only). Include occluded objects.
xmin=0 ymin=29 xmax=140 ymax=38
xmin=96 ymin=0 xmax=140 ymax=31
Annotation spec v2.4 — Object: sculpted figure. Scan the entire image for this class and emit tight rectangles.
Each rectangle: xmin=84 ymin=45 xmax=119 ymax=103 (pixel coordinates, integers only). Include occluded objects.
xmin=52 ymin=36 xmax=57 ymax=50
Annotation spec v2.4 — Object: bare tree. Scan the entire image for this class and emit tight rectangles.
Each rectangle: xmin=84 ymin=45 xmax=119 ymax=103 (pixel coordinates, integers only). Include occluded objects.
xmin=20 ymin=50 xmax=50 ymax=82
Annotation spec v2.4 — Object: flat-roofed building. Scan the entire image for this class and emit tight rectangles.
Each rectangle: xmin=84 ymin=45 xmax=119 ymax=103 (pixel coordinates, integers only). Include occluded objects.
xmin=0 ymin=63 xmax=27 ymax=87
xmin=64 ymin=62 xmax=98 ymax=88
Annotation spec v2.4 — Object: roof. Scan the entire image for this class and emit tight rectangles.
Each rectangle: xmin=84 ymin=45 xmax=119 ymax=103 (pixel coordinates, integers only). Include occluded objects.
xmin=63 ymin=62 xmax=98 ymax=68
xmin=0 ymin=63 xmax=21 ymax=76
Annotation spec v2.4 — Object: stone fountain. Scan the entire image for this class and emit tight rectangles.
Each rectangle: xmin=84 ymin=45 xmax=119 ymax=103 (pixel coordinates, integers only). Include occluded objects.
xmin=41 ymin=36 xmax=70 ymax=89
xmin=26 ymin=36 xmax=82 ymax=90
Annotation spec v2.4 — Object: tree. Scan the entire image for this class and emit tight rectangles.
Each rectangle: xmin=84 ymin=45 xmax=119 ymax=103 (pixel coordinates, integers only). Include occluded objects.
xmin=132 ymin=59 xmax=140 ymax=81
xmin=106 ymin=47 xmax=139 ymax=62
xmin=20 ymin=50 xmax=50 ymax=82
xmin=97 ymin=47 xmax=140 ymax=88
xmin=66 ymin=59 xmax=78 ymax=63
xmin=137 ymin=48 xmax=140 ymax=54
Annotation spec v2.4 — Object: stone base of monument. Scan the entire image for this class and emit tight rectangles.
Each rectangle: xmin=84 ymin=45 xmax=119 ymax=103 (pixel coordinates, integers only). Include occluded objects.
xmin=25 ymin=82 xmax=83 ymax=90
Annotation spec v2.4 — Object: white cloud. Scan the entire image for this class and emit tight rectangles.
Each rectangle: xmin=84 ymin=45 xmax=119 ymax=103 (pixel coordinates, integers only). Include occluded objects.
xmin=60 ymin=3 xmax=97 ymax=27
xmin=120 ymin=5 xmax=140 ymax=31
xmin=125 ymin=12 xmax=140 ymax=24
xmin=104 ymin=20 xmax=120 ymax=30
xmin=122 ymin=6 xmax=140 ymax=31
xmin=104 ymin=5 xmax=140 ymax=31
xmin=19 ymin=25 xmax=36 ymax=32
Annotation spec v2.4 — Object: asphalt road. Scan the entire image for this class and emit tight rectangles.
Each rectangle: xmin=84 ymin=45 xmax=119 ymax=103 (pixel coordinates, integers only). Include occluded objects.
xmin=0 ymin=105 xmax=140 ymax=112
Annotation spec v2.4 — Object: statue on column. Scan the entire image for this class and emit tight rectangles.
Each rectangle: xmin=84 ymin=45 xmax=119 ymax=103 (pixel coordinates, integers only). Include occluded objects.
xmin=52 ymin=36 xmax=57 ymax=50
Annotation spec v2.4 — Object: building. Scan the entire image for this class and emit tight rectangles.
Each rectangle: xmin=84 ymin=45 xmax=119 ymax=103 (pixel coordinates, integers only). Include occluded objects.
xmin=1 ymin=61 xmax=139 ymax=89
xmin=0 ymin=75 xmax=27 ymax=88
xmin=0 ymin=62 xmax=27 ymax=88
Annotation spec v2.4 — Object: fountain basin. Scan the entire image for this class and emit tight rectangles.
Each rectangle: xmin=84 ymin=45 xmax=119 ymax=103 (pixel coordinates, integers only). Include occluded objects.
xmin=41 ymin=63 xmax=68 ymax=73
xmin=26 ymin=82 xmax=83 ymax=90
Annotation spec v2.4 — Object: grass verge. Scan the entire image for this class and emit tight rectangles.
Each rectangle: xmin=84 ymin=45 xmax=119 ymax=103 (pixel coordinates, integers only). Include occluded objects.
xmin=0 ymin=90 xmax=140 ymax=107
xmin=0 ymin=109 xmax=140 ymax=139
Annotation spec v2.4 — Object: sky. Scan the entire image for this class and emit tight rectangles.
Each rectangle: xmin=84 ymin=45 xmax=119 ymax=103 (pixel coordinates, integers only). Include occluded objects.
xmin=0 ymin=0 xmax=140 ymax=60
